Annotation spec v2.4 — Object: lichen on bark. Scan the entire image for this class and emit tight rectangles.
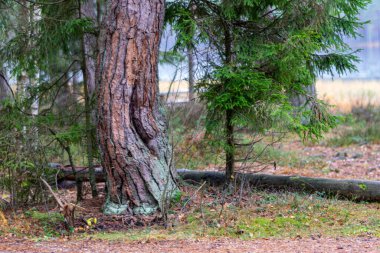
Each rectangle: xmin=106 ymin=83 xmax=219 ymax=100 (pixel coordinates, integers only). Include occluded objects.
xmin=97 ymin=0 xmax=178 ymax=215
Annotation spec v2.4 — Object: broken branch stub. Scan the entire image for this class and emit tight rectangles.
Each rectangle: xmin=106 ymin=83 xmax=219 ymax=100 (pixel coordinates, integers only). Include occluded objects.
xmin=40 ymin=177 xmax=79 ymax=228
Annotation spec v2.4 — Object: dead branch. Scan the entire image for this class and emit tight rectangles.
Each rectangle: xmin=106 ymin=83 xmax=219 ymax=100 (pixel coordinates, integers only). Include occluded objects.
xmin=40 ymin=177 xmax=64 ymax=208
xmin=40 ymin=177 xmax=84 ymax=228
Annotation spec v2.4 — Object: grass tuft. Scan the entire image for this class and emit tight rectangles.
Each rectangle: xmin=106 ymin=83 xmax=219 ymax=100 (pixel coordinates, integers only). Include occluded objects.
xmin=327 ymin=103 xmax=380 ymax=146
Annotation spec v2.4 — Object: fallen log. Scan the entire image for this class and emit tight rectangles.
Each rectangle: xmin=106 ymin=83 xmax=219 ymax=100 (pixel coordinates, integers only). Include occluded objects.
xmin=49 ymin=163 xmax=105 ymax=183
xmin=178 ymin=170 xmax=380 ymax=202
xmin=52 ymin=165 xmax=380 ymax=202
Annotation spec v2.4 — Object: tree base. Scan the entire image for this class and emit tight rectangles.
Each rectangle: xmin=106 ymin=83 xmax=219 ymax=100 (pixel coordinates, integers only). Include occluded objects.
xmin=103 ymin=198 xmax=159 ymax=215
xmin=103 ymin=199 xmax=130 ymax=215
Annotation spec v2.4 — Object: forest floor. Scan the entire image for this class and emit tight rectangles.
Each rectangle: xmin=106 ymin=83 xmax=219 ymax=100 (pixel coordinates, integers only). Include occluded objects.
xmin=1 ymin=236 xmax=379 ymax=252
xmin=1 ymin=140 xmax=380 ymax=252
xmin=255 ymin=141 xmax=380 ymax=180
xmin=199 ymin=140 xmax=380 ymax=181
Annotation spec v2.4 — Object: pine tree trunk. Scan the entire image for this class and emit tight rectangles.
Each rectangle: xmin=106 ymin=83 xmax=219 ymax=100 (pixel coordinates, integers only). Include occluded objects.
xmin=97 ymin=0 xmax=177 ymax=215
xmin=80 ymin=0 xmax=97 ymax=96
xmin=80 ymin=0 xmax=98 ymax=198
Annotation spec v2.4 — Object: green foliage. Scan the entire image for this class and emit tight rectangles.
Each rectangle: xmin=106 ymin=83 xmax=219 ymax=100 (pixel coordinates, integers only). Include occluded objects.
xmin=0 ymin=0 xmax=100 ymax=207
xmin=159 ymin=50 xmax=186 ymax=65
xmin=0 ymin=86 xmax=91 ymax=208
xmin=165 ymin=1 xmax=199 ymax=49
xmin=91 ymin=190 xmax=380 ymax=240
xmin=171 ymin=190 xmax=183 ymax=204
xmin=25 ymin=209 xmax=64 ymax=223
xmin=327 ymin=104 xmax=380 ymax=146
xmin=0 ymin=103 xmax=60 ymax=207
xmin=55 ymin=123 xmax=86 ymax=144
xmin=25 ymin=210 xmax=65 ymax=237
xmin=358 ymin=183 xmax=367 ymax=191
xmin=167 ymin=0 xmax=368 ymax=172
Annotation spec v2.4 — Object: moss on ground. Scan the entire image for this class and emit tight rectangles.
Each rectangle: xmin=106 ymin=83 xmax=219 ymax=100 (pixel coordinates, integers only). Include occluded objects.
xmin=90 ymin=191 xmax=380 ymax=242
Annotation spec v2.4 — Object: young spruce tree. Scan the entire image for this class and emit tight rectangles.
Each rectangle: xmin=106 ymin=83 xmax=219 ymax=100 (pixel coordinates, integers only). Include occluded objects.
xmin=166 ymin=0 xmax=370 ymax=185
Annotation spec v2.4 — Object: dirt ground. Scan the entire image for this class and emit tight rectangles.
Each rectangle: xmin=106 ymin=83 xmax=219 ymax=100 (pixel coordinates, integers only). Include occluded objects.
xmin=0 ymin=236 xmax=379 ymax=253
xmin=272 ymin=142 xmax=380 ymax=180
xmin=1 ymin=142 xmax=380 ymax=253
xmin=203 ymin=141 xmax=380 ymax=181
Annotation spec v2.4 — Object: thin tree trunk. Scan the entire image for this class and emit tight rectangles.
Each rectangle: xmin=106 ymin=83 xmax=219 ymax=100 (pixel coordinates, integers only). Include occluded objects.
xmin=66 ymin=145 xmax=83 ymax=202
xmin=80 ymin=0 xmax=98 ymax=197
xmin=29 ymin=75 xmax=39 ymax=151
xmin=225 ymin=109 xmax=234 ymax=185
xmin=49 ymin=129 xmax=83 ymax=202
xmin=188 ymin=46 xmax=195 ymax=101
xmin=73 ymin=67 xmax=81 ymax=101
xmin=80 ymin=0 xmax=97 ymax=96
xmin=0 ymin=70 xmax=12 ymax=109
xmin=97 ymin=0 xmax=178 ymax=215
xmin=27 ymin=3 xmax=40 ymax=151
xmin=82 ymin=69 xmax=98 ymax=197
xmin=224 ymin=25 xmax=234 ymax=186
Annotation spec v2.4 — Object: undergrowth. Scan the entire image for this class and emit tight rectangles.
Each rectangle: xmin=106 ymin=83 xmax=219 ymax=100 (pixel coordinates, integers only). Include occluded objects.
xmin=2 ymin=187 xmax=378 ymax=241
xmin=0 ymin=209 xmax=66 ymax=239
xmin=90 ymin=188 xmax=380 ymax=241
xmin=169 ymin=103 xmax=324 ymax=171
xmin=327 ymin=103 xmax=380 ymax=146
xmin=1 ymin=103 xmax=379 ymax=242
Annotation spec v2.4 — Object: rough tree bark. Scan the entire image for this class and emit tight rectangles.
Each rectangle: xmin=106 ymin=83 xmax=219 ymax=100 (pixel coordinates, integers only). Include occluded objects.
xmin=97 ymin=0 xmax=178 ymax=215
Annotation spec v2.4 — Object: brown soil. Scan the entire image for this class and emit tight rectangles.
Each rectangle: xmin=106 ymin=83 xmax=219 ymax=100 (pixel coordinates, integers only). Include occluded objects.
xmin=202 ymin=141 xmax=380 ymax=181
xmin=2 ymin=142 xmax=380 ymax=252
xmin=272 ymin=142 xmax=380 ymax=180
xmin=0 ymin=236 xmax=379 ymax=253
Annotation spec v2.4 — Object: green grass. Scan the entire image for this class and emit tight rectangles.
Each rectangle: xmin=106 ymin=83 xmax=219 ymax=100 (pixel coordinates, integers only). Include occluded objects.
xmin=174 ymin=134 xmax=326 ymax=171
xmin=251 ymin=143 xmax=326 ymax=169
xmin=3 ymin=190 xmax=379 ymax=241
xmin=327 ymin=105 xmax=380 ymax=146
xmin=168 ymin=103 xmax=328 ymax=170
xmin=89 ymin=191 xmax=380 ymax=242
xmin=24 ymin=210 xmax=65 ymax=238
xmin=25 ymin=209 xmax=64 ymax=223
xmin=178 ymin=192 xmax=380 ymax=239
